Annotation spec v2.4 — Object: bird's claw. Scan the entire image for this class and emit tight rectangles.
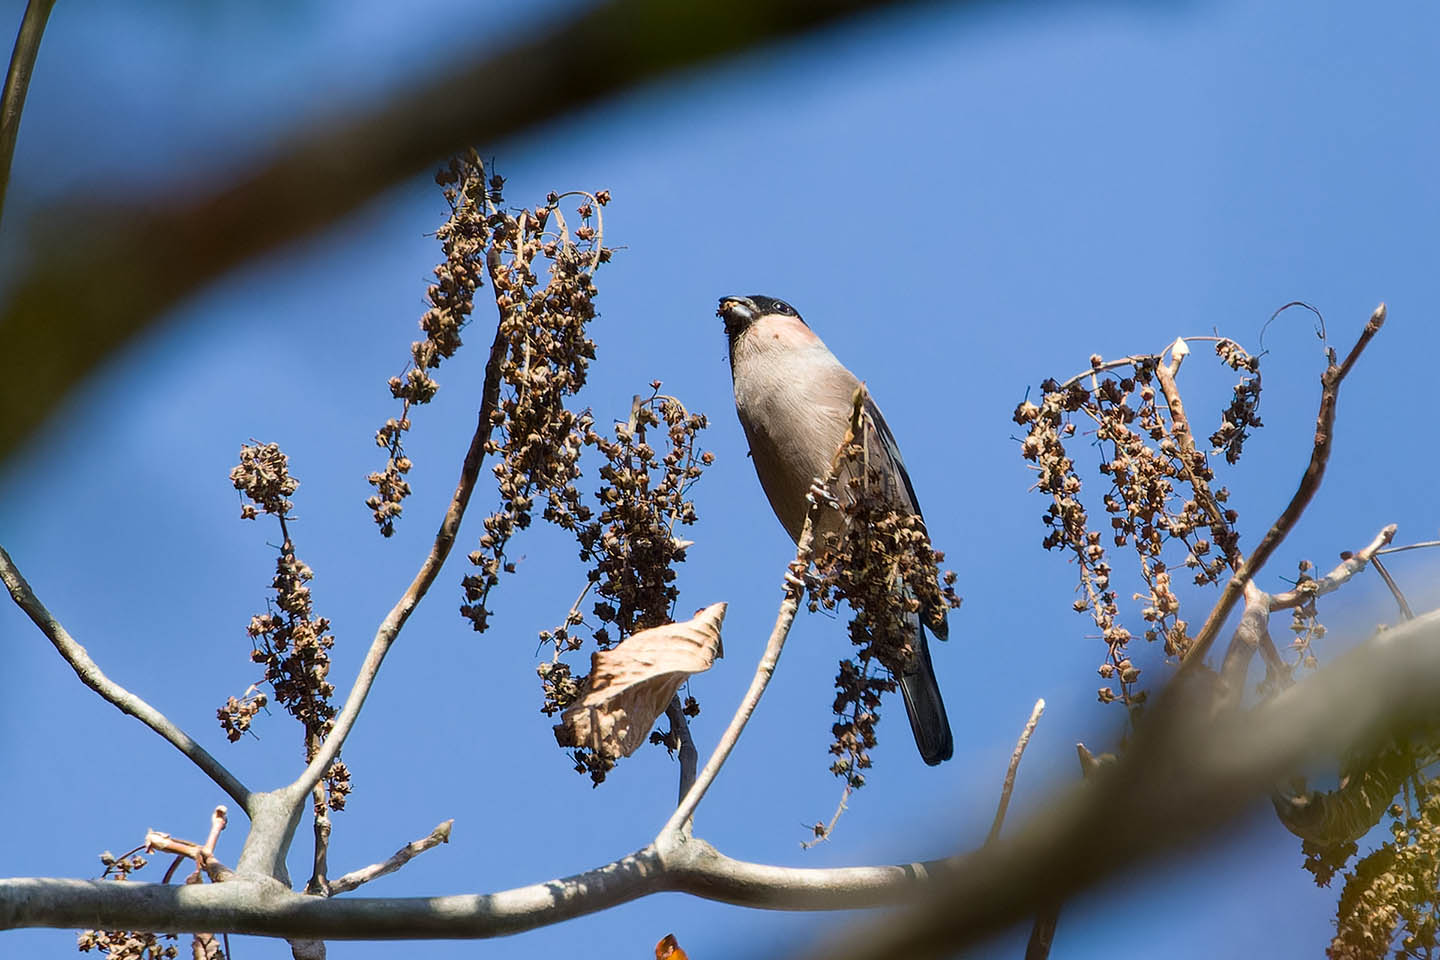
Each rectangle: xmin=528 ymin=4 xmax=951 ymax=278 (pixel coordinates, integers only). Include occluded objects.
xmin=806 ymin=480 xmax=839 ymax=509
xmin=784 ymin=562 xmax=819 ymax=595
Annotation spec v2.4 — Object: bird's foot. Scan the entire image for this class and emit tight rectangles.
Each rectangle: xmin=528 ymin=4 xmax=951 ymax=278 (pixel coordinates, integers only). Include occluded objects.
xmin=806 ymin=479 xmax=839 ymax=510
xmin=784 ymin=562 xmax=820 ymax=596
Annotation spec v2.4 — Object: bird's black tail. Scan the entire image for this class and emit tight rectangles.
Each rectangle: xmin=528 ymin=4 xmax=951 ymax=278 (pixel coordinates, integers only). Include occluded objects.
xmin=897 ymin=624 xmax=953 ymax=765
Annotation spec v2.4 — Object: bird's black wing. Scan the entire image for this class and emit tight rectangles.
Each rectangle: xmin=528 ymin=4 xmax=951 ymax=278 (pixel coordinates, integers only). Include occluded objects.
xmin=862 ymin=392 xmax=924 ymax=521
xmin=858 ymin=393 xmax=948 ymax=639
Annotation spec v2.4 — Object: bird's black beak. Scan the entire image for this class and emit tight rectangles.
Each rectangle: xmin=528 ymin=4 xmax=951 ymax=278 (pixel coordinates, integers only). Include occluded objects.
xmin=717 ymin=296 xmax=757 ymax=337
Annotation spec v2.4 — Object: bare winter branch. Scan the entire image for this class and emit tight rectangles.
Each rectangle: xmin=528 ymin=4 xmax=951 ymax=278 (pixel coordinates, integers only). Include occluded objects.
xmin=664 ymin=697 xmax=699 ymax=807
xmin=1269 ymin=524 xmax=1397 ymax=611
xmin=1182 ymin=303 xmax=1387 ymax=670
xmin=0 ymin=544 xmax=253 ymax=812
xmin=328 ymin=821 xmax=454 ymax=896
xmin=987 ymin=699 xmax=1045 ymax=845
xmin=0 ymin=0 xmax=54 ymax=227
xmin=1370 ymin=555 xmax=1415 ymax=621
xmin=6 ymin=611 xmax=1440 ymax=944
xmin=285 ymin=318 xmax=510 ymax=805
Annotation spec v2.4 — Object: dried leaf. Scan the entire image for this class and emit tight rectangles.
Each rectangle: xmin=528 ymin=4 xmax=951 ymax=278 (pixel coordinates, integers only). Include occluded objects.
xmin=554 ymin=603 xmax=724 ymax=760
xmin=656 ymin=933 xmax=689 ymax=960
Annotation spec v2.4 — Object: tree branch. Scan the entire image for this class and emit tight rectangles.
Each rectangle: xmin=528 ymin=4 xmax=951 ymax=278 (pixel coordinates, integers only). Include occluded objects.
xmin=0 ymin=0 xmax=55 ymax=228
xmin=1181 ymin=304 xmax=1386 ymax=670
xmin=0 ymin=837 xmax=948 ymax=938
xmin=1268 ymin=523 xmax=1396 ymax=611
xmin=664 ymin=696 xmax=698 ymax=808
xmin=1219 ymin=526 xmax=1395 ymax=704
xmin=1370 ymin=555 xmax=1414 ymax=621
xmin=327 ymin=820 xmax=453 ymax=896
xmin=305 ymin=784 xmax=331 ymax=897
xmin=284 ymin=318 xmax=510 ymax=805
xmin=1153 ymin=340 xmax=1242 ymax=572
xmin=9 ymin=610 xmax=1440 ymax=944
xmin=656 ymin=388 xmax=867 ymax=841
xmin=0 ymin=544 xmax=253 ymax=812
xmin=986 ymin=698 xmax=1045 ymax=844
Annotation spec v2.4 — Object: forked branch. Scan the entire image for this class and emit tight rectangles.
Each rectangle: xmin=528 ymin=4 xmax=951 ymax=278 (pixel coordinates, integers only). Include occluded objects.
xmin=1182 ymin=303 xmax=1386 ymax=670
xmin=0 ymin=545 xmax=253 ymax=812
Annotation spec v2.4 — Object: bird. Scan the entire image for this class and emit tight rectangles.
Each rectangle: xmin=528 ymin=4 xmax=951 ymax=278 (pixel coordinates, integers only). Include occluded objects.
xmin=716 ymin=294 xmax=953 ymax=765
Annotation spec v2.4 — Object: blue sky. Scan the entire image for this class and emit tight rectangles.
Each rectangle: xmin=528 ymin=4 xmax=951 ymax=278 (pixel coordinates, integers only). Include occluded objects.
xmin=3 ymin=0 xmax=1439 ymax=957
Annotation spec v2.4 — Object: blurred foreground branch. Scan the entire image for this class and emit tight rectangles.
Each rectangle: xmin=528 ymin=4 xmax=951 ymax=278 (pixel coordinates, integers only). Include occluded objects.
xmin=0 ymin=0 xmax=54 ymax=226
xmin=805 ymin=608 xmax=1440 ymax=960
xmin=0 ymin=0 xmax=925 ymax=463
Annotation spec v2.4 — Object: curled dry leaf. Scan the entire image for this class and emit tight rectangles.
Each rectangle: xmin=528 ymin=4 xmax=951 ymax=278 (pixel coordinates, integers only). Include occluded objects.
xmin=554 ymin=603 xmax=725 ymax=761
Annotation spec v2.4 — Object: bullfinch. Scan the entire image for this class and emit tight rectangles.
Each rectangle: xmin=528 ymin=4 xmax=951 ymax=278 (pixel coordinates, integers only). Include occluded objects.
xmin=717 ymin=294 xmax=954 ymax=765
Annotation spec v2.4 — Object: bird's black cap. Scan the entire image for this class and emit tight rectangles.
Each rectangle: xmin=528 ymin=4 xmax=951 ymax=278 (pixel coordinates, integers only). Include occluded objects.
xmin=717 ymin=295 xmax=804 ymax=338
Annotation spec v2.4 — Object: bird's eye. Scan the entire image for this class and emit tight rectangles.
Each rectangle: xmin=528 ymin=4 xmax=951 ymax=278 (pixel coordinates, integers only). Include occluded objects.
xmin=772 ymin=300 xmax=792 ymax=315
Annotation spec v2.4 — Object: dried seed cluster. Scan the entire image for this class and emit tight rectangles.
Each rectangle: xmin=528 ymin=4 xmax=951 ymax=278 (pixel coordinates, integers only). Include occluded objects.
xmin=1286 ymin=559 xmax=1325 ymax=674
xmin=459 ymin=179 xmax=611 ymax=634
xmin=216 ymin=684 xmax=266 ymax=742
xmin=77 ymin=930 xmax=179 ymax=959
xmin=230 ymin=441 xmax=296 ymax=519
xmin=78 ymin=853 xmax=183 ymax=960
xmin=421 ymin=167 xmax=713 ymax=785
xmin=805 ymin=434 xmax=960 ymax=789
xmin=536 ymin=386 xmax=712 ymax=784
xmin=366 ymin=151 xmax=493 ymax=536
xmin=225 ymin=443 xmax=349 ymax=812
xmin=1210 ymin=338 xmax=1264 ymax=464
xmin=1015 ymin=340 xmax=1262 ymax=708
xmin=1330 ymin=783 xmax=1440 ymax=959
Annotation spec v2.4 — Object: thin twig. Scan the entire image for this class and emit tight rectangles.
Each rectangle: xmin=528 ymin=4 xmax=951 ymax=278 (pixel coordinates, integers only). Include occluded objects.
xmin=327 ymin=820 xmax=454 ymax=896
xmin=306 ymin=783 xmax=331 ymax=896
xmin=203 ymin=806 xmax=228 ymax=859
xmin=1181 ymin=304 xmax=1386 ymax=671
xmin=144 ymin=809 xmax=233 ymax=886
xmin=657 ymin=388 xmax=868 ymax=842
xmin=986 ymin=698 xmax=1045 ymax=845
xmin=1370 ymin=555 xmax=1414 ymax=622
xmin=1052 ymin=336 xmax=1230 ymax=391
xmin=664 ymin=696 xmax=698 ymax=809
xmin=1268 ymin=523 xmax=1396 ymax=610
xmin=1153 ymin=345 xmax=1242 ymax=573
xmin=0 ymin=0 xmax=55 ymax=228
xmin=1376 ymin=539 xmax=1440 ymax=556
xmin=1220 ymin=526 xmax=1394 ymax=705
xmin=0 ymin=544 xmax=253 ymax=812
xmin=801 ymin=787 xmax=853 ymax=850
xmin=285 ymin=317 xmax=510 ymax=804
